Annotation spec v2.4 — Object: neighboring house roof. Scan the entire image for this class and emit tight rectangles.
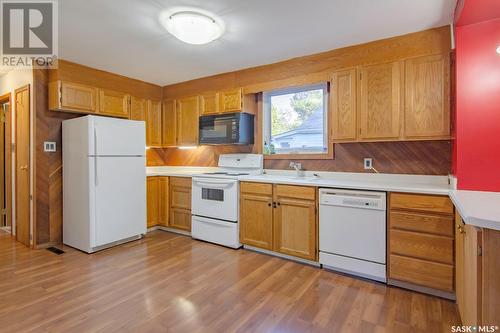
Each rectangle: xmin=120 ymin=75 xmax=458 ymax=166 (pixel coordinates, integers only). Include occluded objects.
xmin=273 ymin=107 xmax=323 ymax=141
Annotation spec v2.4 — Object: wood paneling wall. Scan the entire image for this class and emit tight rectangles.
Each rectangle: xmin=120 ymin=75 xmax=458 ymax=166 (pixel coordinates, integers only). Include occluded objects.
xmin=147 ymin=141 xmax=451 ymax=175
xmin=34 ymin=62 xmax=162 ymax=247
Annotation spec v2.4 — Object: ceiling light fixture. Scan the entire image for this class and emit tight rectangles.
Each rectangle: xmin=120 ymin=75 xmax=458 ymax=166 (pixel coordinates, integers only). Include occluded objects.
xmin=160 ymin=9 xmax=224 ymax=45
xmin=497 ymin=45 xmax=500 ymax=55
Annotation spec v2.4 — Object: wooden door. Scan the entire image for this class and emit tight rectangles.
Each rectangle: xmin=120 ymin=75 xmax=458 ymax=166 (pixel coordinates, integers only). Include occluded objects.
xmin=15 ymin=86 xmax=30 ymax=246
xmin=146 ymin=99 xmax=162 ymax=147
xmin=200 ymin=93 xmax=219 ymax=115
xmin=169 ymin=177 xmax=191 ymax=231
xmin=59 ymin=81 xmax=98 ymax=113
xmin=404 ymin=54 xmax=450 ymax=139
xmin=158 ymin=177 xmax=169 ymax=226
xmin=177 ymin=97 xmax=199 ymax=146
xmin=462 ymin=224 xmax=482 ymax=326
xmin=455 ymin=214 xmax=466 ymax=322
xmin=358 ymin=62 xmax=402 ymax=140
xmin=162 ymin=100 xmax=177 ymax=147
xmin=146 ymin=177 xmax=159 ymax=228
xmin=273 ymin=185 xmax=316 ymax=260
xmin=332 ymin=69 xmax=357 ymax=141
xmin=240 ymin=193 xmax=274 ymax=250
xmin=129 ymin=96 xmax=147 ymax=121
xmin=219 ymin=88 xmax=242 ymax=113
xmin=98 ymin=89 xmax=129 ymax=118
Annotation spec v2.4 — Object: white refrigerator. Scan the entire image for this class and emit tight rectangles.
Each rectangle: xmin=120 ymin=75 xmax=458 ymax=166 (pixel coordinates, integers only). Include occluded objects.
xmin=62 ymin=115 xmax=146 ymax=253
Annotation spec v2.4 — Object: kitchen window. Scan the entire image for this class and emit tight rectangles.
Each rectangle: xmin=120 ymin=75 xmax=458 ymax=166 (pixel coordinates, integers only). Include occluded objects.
xmin=263 ymin=83 xmax=330 ymax=158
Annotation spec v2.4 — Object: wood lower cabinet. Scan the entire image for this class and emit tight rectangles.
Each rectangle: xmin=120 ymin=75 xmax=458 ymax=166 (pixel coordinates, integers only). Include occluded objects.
xmin=98 ymin=89 xmax=129 ymax=118
xmin=388 ymin=192 xmax=455 ymax=294
xmin=169 ymin=177 xmax=192 ymax=231
xmin=240 ymin=183 xmax=274 ymax=250
xmin=239 ymin=182 xmax=317 ymax=261
xmin=147 ymin=176 xmax=169 ymax=228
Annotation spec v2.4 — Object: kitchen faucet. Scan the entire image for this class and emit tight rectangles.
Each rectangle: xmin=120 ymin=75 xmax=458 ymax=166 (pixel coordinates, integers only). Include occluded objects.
xmin=289 ymin=161 xmax=305 ymax=177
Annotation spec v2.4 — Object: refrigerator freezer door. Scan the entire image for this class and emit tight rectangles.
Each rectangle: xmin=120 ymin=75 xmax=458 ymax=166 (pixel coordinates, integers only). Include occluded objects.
xmin=93 ymin=156 xmax=146 ymax=247
xmin=91 ymin=116 xmax=146 ymax=156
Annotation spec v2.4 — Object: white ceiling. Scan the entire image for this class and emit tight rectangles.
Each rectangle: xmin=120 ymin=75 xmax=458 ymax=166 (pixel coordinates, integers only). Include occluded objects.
xmin=59 ymin=0 xmax=456 ymax=86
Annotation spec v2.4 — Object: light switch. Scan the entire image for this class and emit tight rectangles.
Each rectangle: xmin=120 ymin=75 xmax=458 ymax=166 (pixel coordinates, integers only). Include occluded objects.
xmin=44 ymin=142 xmax=56 ymax=152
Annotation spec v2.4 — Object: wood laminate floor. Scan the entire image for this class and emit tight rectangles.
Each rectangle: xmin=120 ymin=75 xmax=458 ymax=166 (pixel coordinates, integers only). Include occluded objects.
xmin=0 ymin=230 xmax=459 ymax=333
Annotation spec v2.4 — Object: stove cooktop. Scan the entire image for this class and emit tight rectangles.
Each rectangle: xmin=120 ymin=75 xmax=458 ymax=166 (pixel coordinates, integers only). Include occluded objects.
xmin=202 ymin=172 xmax=250 ymax=176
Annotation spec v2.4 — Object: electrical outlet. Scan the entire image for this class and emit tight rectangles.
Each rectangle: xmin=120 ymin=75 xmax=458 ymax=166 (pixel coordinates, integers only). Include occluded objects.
xmin=364 ymin=158 xmax=373 ymax=170
xmin=44 ymin=142 xmax=56 ymax=152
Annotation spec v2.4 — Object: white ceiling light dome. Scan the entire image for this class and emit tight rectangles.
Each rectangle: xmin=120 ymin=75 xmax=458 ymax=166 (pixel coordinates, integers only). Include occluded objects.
xmin=160 ymin=8 xmax=225 ymax=45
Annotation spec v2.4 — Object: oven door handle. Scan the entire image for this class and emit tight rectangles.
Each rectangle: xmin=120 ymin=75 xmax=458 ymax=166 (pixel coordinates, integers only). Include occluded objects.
xmin=193 ymin=181 xmax=235 ymax=189
xmin=193 ymin=178 xmax=237 ymax=186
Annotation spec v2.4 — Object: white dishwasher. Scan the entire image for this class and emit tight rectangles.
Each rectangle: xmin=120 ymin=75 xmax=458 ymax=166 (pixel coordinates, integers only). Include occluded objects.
xmin=319 ymin=188 xmax=387 ymax=282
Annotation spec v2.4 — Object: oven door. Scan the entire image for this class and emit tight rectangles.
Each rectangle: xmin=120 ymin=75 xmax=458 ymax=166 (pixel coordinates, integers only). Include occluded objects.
xmin=199 ymin=114 xmax=239 ymax=145
xmin=191 ymin=177 xmax=239 ymax=221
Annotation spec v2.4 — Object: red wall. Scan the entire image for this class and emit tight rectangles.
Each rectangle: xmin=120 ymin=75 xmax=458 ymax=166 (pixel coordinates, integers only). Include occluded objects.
xmin=455 ymin=18 xmax=500 ymax=191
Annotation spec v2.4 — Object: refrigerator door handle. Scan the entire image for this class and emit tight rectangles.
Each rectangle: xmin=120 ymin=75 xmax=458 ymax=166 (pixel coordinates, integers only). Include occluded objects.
xmin=94 ymin=127 xmax=98 ymax=186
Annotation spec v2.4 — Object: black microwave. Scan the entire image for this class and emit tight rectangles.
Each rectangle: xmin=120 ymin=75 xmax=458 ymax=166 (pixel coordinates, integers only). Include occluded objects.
xmin=199 ymin=112 xmax=254 ymax=145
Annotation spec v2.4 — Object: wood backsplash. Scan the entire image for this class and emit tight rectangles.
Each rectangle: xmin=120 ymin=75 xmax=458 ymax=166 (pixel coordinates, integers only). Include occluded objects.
xmin=147 ymin=140 xmax=451 ymax=175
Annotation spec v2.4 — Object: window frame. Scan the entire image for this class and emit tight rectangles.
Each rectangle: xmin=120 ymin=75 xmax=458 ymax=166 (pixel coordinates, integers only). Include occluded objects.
xmin=262 ymin=82 xmax=333 ymax=160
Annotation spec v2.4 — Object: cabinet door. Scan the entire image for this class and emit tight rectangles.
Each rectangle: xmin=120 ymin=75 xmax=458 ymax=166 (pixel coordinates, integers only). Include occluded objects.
xmin=98 ymin=89 xmax=130 ymax=118
xmin=170 ymin=208 xmax=191 ymax=231
xmin=200 ymin=93 xmax=219 ymax=115
xmin=146 ymin=177 xmax=159 ymax=228
xmin=240 ymin=194 xmax=274 ymax=250
xmin=158 ymin=177 xmax=169 ymax=226
xmin=462 ymin=224 xmax=482 ymax=326
xmin=146 ymin=99 xmax=162 ymax=147
xmin=130 ymin=96 xmax=147 ymax=121
xmin=404 ymin=54 xmax=450 ymax=139
xmin=219 ymin=88 xmax=242 ymax=113
xmin=273 ymin=195 xmax=316 ymax=260
xmin=358 ymin=62 xmax=402 ymax=140
xmin=332 ymin=69 xmax=357 ymax=141
xmin=59 ymin=81 xmax=98 ymax=113
xmin=162 ymin=100 xmax=177 ymax=147
xmin=455 ymin=215 xmax=466 ymax=323
xmin=177 ymin=97 xmax=199 ymax=146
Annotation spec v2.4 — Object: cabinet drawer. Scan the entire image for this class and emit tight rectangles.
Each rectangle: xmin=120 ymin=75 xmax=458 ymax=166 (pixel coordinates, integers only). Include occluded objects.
xmin=240 ymin=182 xmax=272 ymax=196
xmin=390 ymin=211 xmax=453 ymax=237
xmin=389 ymin=254 xmax=454 ymax=291
xmin=390 ymin=193 xmax=453 ymax=215
xmin=274 ymin=185 xmax=315 ymax=201
xmin=170 ymin=177 xmax=192 ymax=187
xmin=390 ymin=229 xmax=453 ymax=264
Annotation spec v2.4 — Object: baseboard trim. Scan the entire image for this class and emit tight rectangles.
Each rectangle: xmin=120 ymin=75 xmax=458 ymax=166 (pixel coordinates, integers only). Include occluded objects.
xmin=153 ymin=226 xmax=192 ymax=237
xmin=243 ymin=245 xmax=320 ymax=267
xmin=388 ymin=278 xmax=456 ymax=300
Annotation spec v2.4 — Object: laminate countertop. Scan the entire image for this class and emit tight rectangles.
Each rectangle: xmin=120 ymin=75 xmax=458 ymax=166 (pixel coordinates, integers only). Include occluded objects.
xmin=147 ymin=166 xmax=451 ymax=196
xmin=450 ymin=190 xmax=500 ymax=231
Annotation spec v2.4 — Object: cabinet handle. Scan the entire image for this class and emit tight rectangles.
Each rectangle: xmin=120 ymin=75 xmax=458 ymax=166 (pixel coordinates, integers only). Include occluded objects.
xmin=277 ymin=202 xmax=281 ymax=206
xmin=268 ymin=202 xmax=271 ymax=207
xmin=273 ymin=202 xmax=277 ymax=208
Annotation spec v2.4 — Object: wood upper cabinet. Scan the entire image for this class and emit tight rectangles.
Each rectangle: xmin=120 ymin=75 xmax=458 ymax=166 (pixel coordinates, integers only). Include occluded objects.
xmin=98 ymin=89 xmax=130 ymax=118
xmin=129 ymin=96 xmax=147 ymax=121
xmin=273 ymin=185 xmax=316 ymax=261
xmin=219 ymin=88 xmax=242 ymax=113
xmin=147 ymin=177 xmax=159 ymax=228
xmin=177 ymin=97 xmax=199 ymax=146
xmin=239 ymin=182 xmax=317 ymax=261
xmin=162 ymin=99 xmax=177 ymax=147
xmin=169 ymin=177 xmax=191 ymax=231
xmin=240 ymin=183 xmax=274 ymax=250
xmin=332 ymin=69 xmax=357 ymax=141
xmin=200 ymin=93 xmax=219 ymax=115
xmin=404 ymin=54 xmax=450 ymax=139
xmin=146 ymin=99 xmax=162 ymax=147
xmin=358 ymin=61 xmax=402 ymax=140
xmin=49 ymin=81 xmax=98 ymax=113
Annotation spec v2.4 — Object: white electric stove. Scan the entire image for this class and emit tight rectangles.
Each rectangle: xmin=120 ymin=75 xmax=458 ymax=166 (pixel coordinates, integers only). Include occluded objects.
xmin=191 ymin=154 xmax=263 ymax=248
